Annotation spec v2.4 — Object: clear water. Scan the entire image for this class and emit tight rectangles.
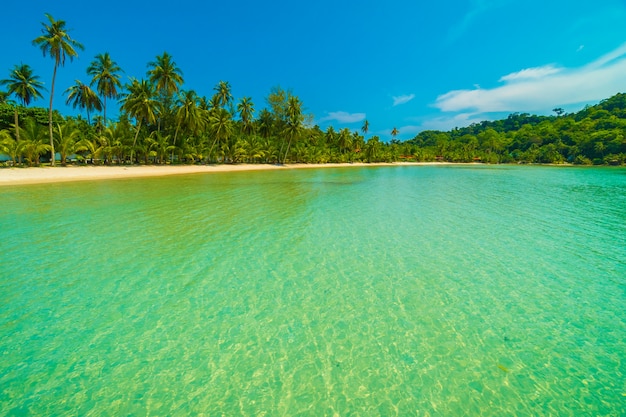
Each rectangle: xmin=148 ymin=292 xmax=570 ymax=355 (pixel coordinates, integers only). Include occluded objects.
xmin=0 ymin=165 xmax=625 ymax=416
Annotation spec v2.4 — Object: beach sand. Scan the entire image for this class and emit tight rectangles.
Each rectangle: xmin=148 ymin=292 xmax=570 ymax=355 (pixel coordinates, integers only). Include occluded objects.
xmin=0 ymin=162 xmax=449 ymax=186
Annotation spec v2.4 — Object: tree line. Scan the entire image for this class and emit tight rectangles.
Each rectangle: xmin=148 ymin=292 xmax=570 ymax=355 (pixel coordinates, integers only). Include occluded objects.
xmin=1 ymin=14 xmax=625 ymax=167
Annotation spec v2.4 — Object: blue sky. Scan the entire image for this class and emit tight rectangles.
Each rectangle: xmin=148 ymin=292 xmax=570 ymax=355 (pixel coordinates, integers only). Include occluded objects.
xmin=2 ymin=0 xmax=626 ymax=140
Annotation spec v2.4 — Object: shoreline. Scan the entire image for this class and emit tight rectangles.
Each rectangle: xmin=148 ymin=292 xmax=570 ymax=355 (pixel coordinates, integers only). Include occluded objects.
xmin=0 ymin=162 xmax=454 ymax=186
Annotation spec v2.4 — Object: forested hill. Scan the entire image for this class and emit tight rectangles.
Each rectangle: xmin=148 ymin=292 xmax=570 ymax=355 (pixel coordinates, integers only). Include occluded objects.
xmin=406 ymin=93 xmax=626 ymax=165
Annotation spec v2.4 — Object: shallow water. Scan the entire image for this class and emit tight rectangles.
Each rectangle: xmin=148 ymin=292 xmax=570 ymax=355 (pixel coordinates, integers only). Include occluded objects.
xmin=0 ymin=165 xmax=625 ymax=416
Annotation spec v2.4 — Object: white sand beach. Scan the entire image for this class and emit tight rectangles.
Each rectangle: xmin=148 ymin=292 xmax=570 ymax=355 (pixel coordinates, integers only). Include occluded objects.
xmin=0 ymin=162 xmax=450 ymax=186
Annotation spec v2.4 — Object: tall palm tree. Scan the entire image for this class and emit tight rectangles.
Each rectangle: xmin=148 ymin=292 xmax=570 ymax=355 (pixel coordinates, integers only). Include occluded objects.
xmin=32 ymin=13 xmax=84 ymax=166
xmin=213 ymin=80 xmax=233 ymax=109
xmin=361 ymin=119 xmax=369 ymax=136
xmin=87 ymin=52 xmax=123 ymax=127
xmin=1 ymin=64 xmax=45 ymax=149
xmin=174 ymin=90 xmax=205 ymax=144
xmin=120 ymin=78 xmax=158 ymax=163
xmin=147 ymin=52 xmax=183 ymax=129
xmin=391 ymin=127 xmax=399 ymax=141
xmin=65 ymin=80 xmax=102 ymax=124
xmin=281 ymin=96 xmax=303 ymax=163
xmin=208 ymin=107 xmax=233 ymax=163
xmin=237 ymin=96 xmax=255 ymax=136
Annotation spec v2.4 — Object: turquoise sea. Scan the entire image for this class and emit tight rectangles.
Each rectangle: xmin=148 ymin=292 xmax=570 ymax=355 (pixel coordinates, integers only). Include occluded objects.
xmin=0 ymin=165 xmax=625 ymax=416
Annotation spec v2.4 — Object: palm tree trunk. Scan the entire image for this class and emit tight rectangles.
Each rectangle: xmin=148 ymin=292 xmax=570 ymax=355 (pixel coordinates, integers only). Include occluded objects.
xmin=14 ymin=109 xmax=22 ymax=165
xmin=103 ymin=96 xmax=107 ymax=128
xmin=130 ymin=119 xmax=143 ymax=164
xmin=48 ymin=63 xmax=58 ymax=166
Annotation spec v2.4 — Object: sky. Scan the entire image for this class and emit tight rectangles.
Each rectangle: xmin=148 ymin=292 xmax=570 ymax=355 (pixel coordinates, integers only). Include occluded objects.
xmin=2 ymin=0 xmax=626 ymax=140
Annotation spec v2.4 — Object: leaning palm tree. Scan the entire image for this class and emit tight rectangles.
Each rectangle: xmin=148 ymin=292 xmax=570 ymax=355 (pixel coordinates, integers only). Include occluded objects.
xmin=32 ymin=14 xmax=83 ymax=166
xmin=120 ymin=78 xmax=158 ymax=163
xmin=87 ymin=52 xmax=123 ymax=127
xmin=65 ymin=80 xmax=102 ymax=124
xmin=1 ymin=64 xmax=45 ymax=148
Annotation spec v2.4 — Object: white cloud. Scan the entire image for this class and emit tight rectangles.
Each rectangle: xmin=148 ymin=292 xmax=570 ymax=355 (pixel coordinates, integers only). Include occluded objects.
xmin=498 ymin=65 xmax=561 ymax=82
xmin=319 ymin=111 xmax=366 ymax=124
xmin=392 ymin=94 xmax=415 ymax=106
xmin=434 ymin=42 xmax=626 ymax=114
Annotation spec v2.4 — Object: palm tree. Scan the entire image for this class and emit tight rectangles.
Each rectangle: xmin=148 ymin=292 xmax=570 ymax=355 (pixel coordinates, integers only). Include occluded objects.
xmin=32 ymin=13 xmax=84 ymax=166
xmin=281 ymin=96 xmax=303 ymax=163
xmin=20 ymin=117 xmax=51 ymax=166
xmin=120 ymin=78 xmax=158 ymax=163
xmin=54 ymin=120 xmax=82 ymax=166
xmin=237 ymin=96 xmax=255 ymax=136
xmin=65 ymin=80 xmax=102 ymax=124
xmin=174 ymin=90 xmax=205 ymax=145
xmin=207 ymin=107 xmax=233 ymax=163
xmin=391 ymin=127 xmax=399 ymax=141
xmin=1 ymin=64 xmax=45 ymax=148
xmin=147 ymin=52 xmax=183 ymax=129
xmin=87 ymin=52 xmax=123 ymax=127
xmin=361 ymin=119 xmax=369 ymax=136
xmin=213 ymin=81 xmax=233 ymax=109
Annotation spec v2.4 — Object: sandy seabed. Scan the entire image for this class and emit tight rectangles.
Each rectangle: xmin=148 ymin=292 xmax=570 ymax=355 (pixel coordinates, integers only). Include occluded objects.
xmin=0 ymin=162 xmax=451 ymax=186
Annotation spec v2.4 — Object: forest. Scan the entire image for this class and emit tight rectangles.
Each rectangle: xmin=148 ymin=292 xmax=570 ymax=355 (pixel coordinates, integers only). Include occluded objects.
xmin=1 ymin=14 xmax=625 ymax=167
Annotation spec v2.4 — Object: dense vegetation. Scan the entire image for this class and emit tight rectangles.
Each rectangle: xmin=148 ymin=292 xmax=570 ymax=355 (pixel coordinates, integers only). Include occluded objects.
xmin=1 ymin=14 xmax=625 ymax=166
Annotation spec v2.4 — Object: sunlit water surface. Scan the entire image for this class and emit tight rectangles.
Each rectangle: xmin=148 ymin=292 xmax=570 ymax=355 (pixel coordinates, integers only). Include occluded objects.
xmin=0 ymin=165 xmax=625 ymax=416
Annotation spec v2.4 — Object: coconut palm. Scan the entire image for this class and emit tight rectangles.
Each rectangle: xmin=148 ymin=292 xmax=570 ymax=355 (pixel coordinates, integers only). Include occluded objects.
xmin=32 ymin=13 xmax=84 ymax=166
xmin=391 ymin=127 xmax=399 ymax=141
xmin=20 ymin=117 xmax=51 ymax=166
xmin=207 ymin=107 xmax=233 ymax=163
xmin=1 ymin=64 xmax=45 ymax=148
xmin=213 ymin=81 xmax=233 ymax=109
xmin=237 ymin=97 xmax=255 ymax=136
xmin=281 ymin=96 xmax=303 ymax=163
xmin=147 ymin=52 xmax=183 ymax=125
xmin=174 ymin=90 xmax=205 ymax=144
xmin=54 ymin=120 xmax=82 ymax=166
xmin=87 ymin=52 xmax=123 ymax=127
xmin=361 ymin=119 xmax=369 ymax=136
xmin=65 ymin=80 xmax=102 ymax=124
xmin=120 ymin=78 xmax=158 ymax=163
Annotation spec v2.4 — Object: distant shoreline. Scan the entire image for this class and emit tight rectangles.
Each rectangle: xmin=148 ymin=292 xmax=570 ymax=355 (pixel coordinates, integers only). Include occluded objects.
xmin=0 ymin=162 xmax=460 ymax=186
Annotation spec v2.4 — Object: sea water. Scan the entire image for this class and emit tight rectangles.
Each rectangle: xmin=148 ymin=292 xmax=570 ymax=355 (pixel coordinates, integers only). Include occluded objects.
xmin=0 ymin=165 xmax=624 ymax=416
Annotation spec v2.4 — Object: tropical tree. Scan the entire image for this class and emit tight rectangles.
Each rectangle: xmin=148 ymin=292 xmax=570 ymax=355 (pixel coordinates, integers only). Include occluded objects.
xmin=237 ymin=96 xmax=255 ymax=136
xmin=87 ymin=52 xmax=123 ymax=127
xmin=65 ymin=80 xmax=102 ymax=124
xmin=208 ymin=107 xmax=233 ymax=162
xmin=120 ymin=78 xmax=158 ymax=163
xmin=1 ymin=64 xmax=45 ymax=147
xmin=281 ymin=95 xmax=303 ymax=163
xmin=391 ymin=127 xmax=399 ymax=141
xmin=213 ymin=81 xmax=233 ymax=109
xmin=147 ymin=51 xmax=183 ymax=129
xmin=20 ymin=117 xmax=51 ymax=166
xmin=361 ymin=119 xmax=369 ymax=136
xmin=174 ymin=90 xmax=205 ymax=145
xmin=54 ymin=120 xmax=82 ymax=165
xmin=32 ymin=13 xmax=84 ymax=166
